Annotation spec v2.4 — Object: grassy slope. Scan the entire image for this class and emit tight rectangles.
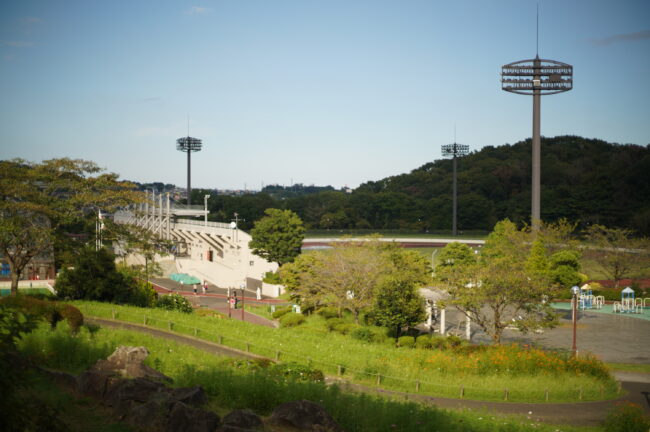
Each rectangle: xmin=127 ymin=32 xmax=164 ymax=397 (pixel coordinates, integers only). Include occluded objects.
xmin=18 ymin=322 xmax=604 ymax=432
xmin=73 ymin=301 xmax=619 ymax=403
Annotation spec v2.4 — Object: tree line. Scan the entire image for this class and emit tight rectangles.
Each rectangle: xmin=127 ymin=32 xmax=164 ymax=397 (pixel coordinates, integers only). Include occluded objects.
xmin=193 ymin=136 xmax=650 ymax=235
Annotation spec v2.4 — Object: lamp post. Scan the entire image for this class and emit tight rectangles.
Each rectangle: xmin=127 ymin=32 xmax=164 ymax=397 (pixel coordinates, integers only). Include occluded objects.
xmin=204 ymin=194 xmax=210 ymax=226
xmin=571 ymin=285 xmax=580 ymax=356
xmin=240 ymin=283 xmax=245 ymax=321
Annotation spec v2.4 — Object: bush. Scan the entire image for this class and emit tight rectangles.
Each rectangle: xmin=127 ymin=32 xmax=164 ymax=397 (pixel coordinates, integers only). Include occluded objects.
xmin=333 ymin=323 xmax=358 ymax=335
xmin=397 ymin=336 xmax=415 ymax=348
xmin=430 ymin=335 xmax=450 ymax=350
xmin=268 ymin=361 xmax=324 ymax=382
xmin=279 ymin=312 xmax=305 ymax=327
xmin=57 ymin=304 xmax=84 ymax=333
xmin=415 ymin=335 xmax=432 ymax=349
xmin=603 ymin=402 xmax=650 ymax=432
xmin=262 ymin=271 xmax=282 ymax=284
xmin=127 ymin=280 xmax=158 ymax=307
xmin=317 ymin=307 xmax=339 ymax=319
xmin=0 ymin=296 xmax=83 ymax=332
xmin=350 ymin=327 xmax=374 ymax=343
xmin=325 ymin=317 xmax=345 ymax=331
xmin=272 ymin=306 xmax=292 ymax=319
xmin=156 ymin=294 xmax=193 ymax=313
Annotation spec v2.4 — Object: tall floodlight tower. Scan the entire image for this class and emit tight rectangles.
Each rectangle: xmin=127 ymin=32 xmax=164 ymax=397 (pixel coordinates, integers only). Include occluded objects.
xmin=176 ymin=136 xmax=203 ymax=205
xmin=501 ymin=13 xmax=572 ymax=228
xmin=441 ymin=142 xmax=469 ymax=236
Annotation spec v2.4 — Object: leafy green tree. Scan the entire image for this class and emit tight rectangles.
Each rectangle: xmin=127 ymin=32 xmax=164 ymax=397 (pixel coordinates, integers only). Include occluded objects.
xmin=281 ymin=239 xmax=430 ymax=323
xmin=249 ymin=208 xmax=305 ymax=266
xmin=56 ymin=247 xmax=135 ymax=303
xmin=436 ymin=242 xmax=476 ymax=276
xmin=0 ymin=158 xmax=141 ymax=296
xmin=370 ymin=276 xmax=425 ymax=339
xmin=439 ymin=220 xmax=558 ymax=344
xmin=548 ymin=250 xmax=585 ymax=288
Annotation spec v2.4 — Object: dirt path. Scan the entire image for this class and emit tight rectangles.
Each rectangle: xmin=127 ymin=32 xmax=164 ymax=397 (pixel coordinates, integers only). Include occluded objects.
xmin=88 ymin=317 xmax=650 ymax=427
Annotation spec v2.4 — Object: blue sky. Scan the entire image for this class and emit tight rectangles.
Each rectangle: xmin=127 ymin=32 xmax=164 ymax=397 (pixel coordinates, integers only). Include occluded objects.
xmin=1 ymin=0 xmax=649 ymax=190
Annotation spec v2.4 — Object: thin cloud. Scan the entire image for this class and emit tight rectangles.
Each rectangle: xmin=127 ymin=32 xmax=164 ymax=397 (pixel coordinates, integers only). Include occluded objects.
xmin=185 ymin=6 xmax=210 ymax=15
xmin=2 ymin=40 xmax=34 ymax=47
xmin=590 ymin=30 xmax=650 ymax=46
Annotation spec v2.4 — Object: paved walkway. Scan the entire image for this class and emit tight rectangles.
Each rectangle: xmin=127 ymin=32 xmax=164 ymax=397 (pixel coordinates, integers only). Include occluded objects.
xmin=150 ymin=278 xmax=281 ymax=328
xmin=89 ymin=317 xmax=649 ymax=427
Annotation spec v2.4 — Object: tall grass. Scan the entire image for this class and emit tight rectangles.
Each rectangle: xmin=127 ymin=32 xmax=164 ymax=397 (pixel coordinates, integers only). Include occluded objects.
xmin=72 ymin=301 xmax=619 ymax=403
xmin=19 ymin=322 xmax=598 ymax=432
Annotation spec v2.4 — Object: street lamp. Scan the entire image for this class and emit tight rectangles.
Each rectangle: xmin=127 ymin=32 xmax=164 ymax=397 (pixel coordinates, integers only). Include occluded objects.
xmin=204 ymin=194 xmax=210 ymax=226
xmin=571 ymin=285 xmax=580 ymax=356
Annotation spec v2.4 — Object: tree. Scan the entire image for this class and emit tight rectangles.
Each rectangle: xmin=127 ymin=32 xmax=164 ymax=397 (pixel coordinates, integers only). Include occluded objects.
xmin=56 ymin=247 xmax=134 ymax=303
xmin=0 ymin=158 xmax=142 ymax=296
xmin=280 ymin=238 xmax=430 ymax=323
xmin=439 ymin=220 xmax=559 ymax=344
xmin=370 ymin=276 xmax=425 ymax=338
xmin=585 ymin=225 xmax=650 ymax=287
xmin=435 ymin=242 xmax=476 ymax=277
xmin=249 ymin=208 xmax=305 ymax=266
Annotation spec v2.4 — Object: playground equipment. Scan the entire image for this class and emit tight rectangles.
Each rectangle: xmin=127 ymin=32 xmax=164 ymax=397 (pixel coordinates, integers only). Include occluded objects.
xmin=578 ymin=285 xmax=593 ymax=309
xmin=612 ymin=287 xmax=642 ymax=314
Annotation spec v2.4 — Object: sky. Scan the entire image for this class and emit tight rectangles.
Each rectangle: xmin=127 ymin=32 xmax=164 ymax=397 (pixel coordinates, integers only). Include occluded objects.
xmin=1 ymin=0 xmax=649 ymax=190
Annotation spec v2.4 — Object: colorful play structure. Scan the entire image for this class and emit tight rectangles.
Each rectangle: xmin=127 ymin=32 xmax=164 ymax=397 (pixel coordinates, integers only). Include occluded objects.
xmin=612 ymin=286 xmax=649 ymax=314
xmin=574 ymin=284 xmax=605 ymax=310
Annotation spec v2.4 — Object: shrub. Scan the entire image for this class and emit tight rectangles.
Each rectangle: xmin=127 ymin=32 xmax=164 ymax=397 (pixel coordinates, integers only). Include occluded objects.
xmin=57 ymin=304 xmax=84 ymax=333
xmin=333 ymin=323 xmax=358 ymax=335
xmin=269 ymin=361 xmax=324 ymax=382
xmin=0 ymin=296 xmax=83 ymax=332
xmin=279 ymin=312 xmax=305 ymax=327
xmin=272 ymin=306 xmax=292 ymax=319
xmin=262 ymin=271 xmax=282 ymax=284
xmin=446 ymin=334 xmax=465 ymax=348
xmin=156 ymin=294 xmax=193 ymax=313
xmin=195 ymin=308 xmax=224 ymax=319
xmin=128 ymin=280 xmax=158 ymax=307
xmin=351 ymin=327 xmax=374 ymax=343
xmin=415 ymin=335 xmax=432 ymax=349
xmin=397 ymin=336 xmax=415 ymax=348
xmin=325 ymin=318 xmax=345 ymax=331
xmin=317 ymin=307 xmax=339 ymax=319
xmin=603 ymin=402 xmax=650 ymax=432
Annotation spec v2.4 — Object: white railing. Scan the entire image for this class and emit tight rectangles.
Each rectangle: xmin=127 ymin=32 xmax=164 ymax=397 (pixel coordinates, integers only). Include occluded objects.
xmin=175 ymin=218 xmax=233 ymax=230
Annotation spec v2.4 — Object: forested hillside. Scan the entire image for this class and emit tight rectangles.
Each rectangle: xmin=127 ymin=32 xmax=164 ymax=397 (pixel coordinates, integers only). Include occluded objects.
xmin=198 ymin=136 xmax=650 ymax=235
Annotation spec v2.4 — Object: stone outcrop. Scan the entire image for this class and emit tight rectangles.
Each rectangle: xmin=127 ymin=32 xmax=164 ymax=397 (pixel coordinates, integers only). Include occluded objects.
xmin=220 ymin=409 xmax=265 ymax=432
xmin=77 ymin=346 xmax=219 ymax=432
xmin=73 ymin=346 xmax=345 ymax=432
xmin=270 ymin=400 xmax=344 ymax=432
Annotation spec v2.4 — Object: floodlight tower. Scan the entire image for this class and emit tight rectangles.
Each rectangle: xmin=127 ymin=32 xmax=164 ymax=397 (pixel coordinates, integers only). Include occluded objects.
xmin=176 ymin=136 xmax=203 ymax=205
xmin=441 ymin=142 xmax=469 ymax=236
xmin=501 ymin=12 xmax=572 ymax=228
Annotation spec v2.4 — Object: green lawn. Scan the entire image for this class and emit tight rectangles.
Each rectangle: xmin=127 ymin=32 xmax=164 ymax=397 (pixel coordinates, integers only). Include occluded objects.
xmin=73 ymin=301 xmax=619 ymax=403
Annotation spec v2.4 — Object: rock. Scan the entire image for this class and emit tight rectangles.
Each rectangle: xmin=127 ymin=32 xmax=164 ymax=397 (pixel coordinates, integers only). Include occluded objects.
xmin=167 ymin=401 xmax=221 ymax=432
xmin=270 ymin=400 xmax=344 ymax=432
xmin=169 ymin=386 xmax=208 ymax=406
xmin=91 ymin=346 xmax=172 ymax=383
xmin=104 ymin=377 xmax=167 ymax=407
xmin=77 ymin=370 xmax=113 ymax=399
xmin=124 ymin=399 xmax=173 ymax=431
xmin=221 ymin=409 xmax=264 ymax=431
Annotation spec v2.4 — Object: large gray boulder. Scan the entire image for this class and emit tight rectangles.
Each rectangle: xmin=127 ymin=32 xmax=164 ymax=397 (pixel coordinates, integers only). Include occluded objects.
xmin=90 ymin=346 xmax=172 ymax=382
xmin=270 ymin=400 xmax=344 ymax=432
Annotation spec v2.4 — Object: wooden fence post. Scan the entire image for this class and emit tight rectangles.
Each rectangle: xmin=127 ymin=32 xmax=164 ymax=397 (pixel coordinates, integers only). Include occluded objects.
xmin=376 ymin=374 xmax=381 ymax=385
xmin=168 ymin=321 xmax=173 ymax=331
xmin=460 ymin=386 xmax=464 ymax=398
xmin=218 ymin=335 xmax=223 ymax=344
xmin=415 ymin=380 xmax=420 ymax=392
xmin=337 ymin=365 xmax=342 ymax=376
xmin=504 ymin=388 xmax=509 ymax=401
xmin=544 ymin=389 xmax=549 ymax=402
xmin=111 ymin=309 xmax=115 ymax=319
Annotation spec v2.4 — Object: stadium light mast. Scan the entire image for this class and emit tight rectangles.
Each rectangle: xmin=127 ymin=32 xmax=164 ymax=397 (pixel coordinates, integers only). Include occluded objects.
xmin=176 ymin=136 xmax=203 ymax=205
xmin=441 ymin=141 xmax=469 ymax=236
xmin=501 ymin=7 xmax=572 ymax=229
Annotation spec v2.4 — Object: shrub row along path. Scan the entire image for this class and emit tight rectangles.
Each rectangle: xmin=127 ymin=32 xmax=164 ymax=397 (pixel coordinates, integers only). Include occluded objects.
xmin=87 ymin=317 xmax=650 ymax=427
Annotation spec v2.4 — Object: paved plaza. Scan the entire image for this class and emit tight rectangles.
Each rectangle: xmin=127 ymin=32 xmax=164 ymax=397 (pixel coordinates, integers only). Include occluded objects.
xmin=442 ymin=307 xmax=650 ymax=364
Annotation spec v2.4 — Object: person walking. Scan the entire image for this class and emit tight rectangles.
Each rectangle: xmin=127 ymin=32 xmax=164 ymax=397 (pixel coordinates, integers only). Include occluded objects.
xmin=202 ymin=281 xmax=207 ymax=294
xmin=193 ymin=284 xmax=197 ymax=296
